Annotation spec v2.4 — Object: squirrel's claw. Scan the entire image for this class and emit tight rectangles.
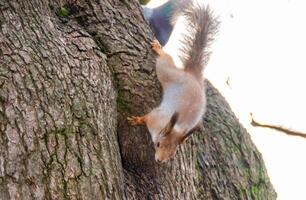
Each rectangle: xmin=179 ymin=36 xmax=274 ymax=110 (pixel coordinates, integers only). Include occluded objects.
xmin=127 ymin=116 xmax=138 ymax=125
xmin=127 ymin=116 xmax=146 ymax=126
xmin=151 ymin=40 xmax=163 ymax=56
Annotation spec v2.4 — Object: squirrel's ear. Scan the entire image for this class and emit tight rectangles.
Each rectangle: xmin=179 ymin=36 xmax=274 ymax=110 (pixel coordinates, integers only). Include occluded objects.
xmin=178 ymin=126 xmax=200 ymax=144
xmin=163 ymin=112 xmax=179 ymax=135
xmin=178 ymin=133 xmax=189 ymax=144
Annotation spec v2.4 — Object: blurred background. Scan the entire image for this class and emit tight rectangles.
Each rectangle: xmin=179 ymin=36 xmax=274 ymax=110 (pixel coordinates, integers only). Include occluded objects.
xmin=146 ymin=0 xmax=306 ymax=199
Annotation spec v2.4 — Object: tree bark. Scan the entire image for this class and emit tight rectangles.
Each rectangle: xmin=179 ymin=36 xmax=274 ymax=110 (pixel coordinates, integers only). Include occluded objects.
xmin=0 ymin=0 xmax=276 ymax=200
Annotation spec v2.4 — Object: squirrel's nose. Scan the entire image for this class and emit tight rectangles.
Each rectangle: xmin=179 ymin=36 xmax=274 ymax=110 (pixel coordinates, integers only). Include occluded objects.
xmin=155 ymin=155 xmax=163 ymax=163
xmin=155 ymin=157 xmax=161 ymax=163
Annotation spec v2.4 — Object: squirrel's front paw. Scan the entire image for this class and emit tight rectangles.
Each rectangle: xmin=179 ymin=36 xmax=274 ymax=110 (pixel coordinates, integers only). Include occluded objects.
xmin=127 ymin=116 xmax=146 ymax=126
xmin=151 ymin=40 xmax=163 ymax=56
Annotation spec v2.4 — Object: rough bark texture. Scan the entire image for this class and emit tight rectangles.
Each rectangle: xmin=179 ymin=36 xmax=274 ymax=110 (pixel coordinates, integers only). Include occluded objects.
xmin=0 ymin=1 xmax=122 ymax=199
xmin=0 ymin=0 xmax=276 ymax=200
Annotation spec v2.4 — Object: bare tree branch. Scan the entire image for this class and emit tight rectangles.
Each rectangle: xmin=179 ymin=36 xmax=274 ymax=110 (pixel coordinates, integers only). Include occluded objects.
xmin=250 ymin=113 xmax=306 ymax=139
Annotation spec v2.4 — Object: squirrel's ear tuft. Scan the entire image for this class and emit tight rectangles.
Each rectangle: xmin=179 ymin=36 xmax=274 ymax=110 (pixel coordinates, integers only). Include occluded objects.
xmin=163 ymin=112 xmax=179 ymax=135
xmin=169 ymin=112 xmax=179 ymax=129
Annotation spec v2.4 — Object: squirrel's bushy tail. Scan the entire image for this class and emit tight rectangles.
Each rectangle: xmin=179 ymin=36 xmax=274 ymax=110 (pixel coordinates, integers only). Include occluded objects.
xmin=172 ymin=0 xmax=219 ymax=78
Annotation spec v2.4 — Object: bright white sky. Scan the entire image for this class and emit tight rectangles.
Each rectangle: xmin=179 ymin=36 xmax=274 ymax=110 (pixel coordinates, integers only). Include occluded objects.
xmin=148 ymin=0 xmax=306 ymax=199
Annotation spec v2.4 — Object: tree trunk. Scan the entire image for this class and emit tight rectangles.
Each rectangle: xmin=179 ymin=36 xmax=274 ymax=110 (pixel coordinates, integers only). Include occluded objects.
xmin=0 ymin=0 xmax=276 ymax=199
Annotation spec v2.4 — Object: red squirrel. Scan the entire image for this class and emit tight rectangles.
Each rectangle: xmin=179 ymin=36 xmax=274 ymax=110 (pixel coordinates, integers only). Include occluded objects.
xmin=128 ymin=0 xmax=218 ymax=163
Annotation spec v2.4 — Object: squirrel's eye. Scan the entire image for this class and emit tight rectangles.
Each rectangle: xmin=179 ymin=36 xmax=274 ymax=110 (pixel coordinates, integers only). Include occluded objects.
xmin=156 ymin=142 xmax=160 ymax=148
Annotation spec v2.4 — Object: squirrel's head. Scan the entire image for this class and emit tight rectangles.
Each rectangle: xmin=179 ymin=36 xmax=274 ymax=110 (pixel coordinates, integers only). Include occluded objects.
xmin=154 ymin=112 xmax=187 ymax=163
